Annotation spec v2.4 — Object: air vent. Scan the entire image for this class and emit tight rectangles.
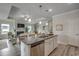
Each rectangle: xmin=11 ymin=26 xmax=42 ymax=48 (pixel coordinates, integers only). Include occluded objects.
xmin=39 ymin=5 xmax=42 ymax=8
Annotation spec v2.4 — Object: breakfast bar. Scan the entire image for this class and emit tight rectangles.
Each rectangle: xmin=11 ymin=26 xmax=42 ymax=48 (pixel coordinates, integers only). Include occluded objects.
xmin=20 ymin=34 xmax=58 ymax=56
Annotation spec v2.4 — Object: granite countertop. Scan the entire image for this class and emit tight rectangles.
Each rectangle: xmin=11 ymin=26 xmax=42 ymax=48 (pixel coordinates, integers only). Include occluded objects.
xmin=20 ymin=35 xmax=57 ymax=45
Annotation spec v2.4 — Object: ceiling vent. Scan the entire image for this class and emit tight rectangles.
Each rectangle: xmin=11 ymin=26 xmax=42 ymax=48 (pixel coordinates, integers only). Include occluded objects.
xmin=39 ymin=5 xmax=42 ymax=8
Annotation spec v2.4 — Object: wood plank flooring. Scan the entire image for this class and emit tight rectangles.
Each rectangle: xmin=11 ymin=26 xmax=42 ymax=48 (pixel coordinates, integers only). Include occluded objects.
xmin=49 ymin=44 xmax=79 ymax=56
xmin=0 ymin=39 xmax=79 ymax=56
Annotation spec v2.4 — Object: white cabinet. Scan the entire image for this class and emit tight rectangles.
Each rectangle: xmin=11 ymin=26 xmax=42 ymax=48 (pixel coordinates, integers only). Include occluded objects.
xmin=53 ymin=36 xmax=58 ymax=49
xmin=21 ymin=35 xmax=58 ymax=56
xmin=44 ymin=36 xmax=58 ymax=56
xmin=49 ymin=38 xmax=54 ymax=53
xmin=45 ymin=39 xmax=50 ymax=56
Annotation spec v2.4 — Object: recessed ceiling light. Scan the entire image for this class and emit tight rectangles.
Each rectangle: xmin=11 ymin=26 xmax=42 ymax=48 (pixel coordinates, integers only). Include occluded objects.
xmin=28 ymin=18 xmax=31 ymax=22
xmin=49 ymin=9 xmax=52 ymax=12
xmin=39 ymin=21 xmax=42 ymax=24
xmin=46 ymin=23 xmax=48 ymax=25
xmin=45 ymin=9 xmax=52 ymax=12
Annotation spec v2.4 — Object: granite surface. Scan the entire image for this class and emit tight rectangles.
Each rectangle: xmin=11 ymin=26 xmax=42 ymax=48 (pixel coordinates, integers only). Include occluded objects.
xmin=20 ymin=35 xmax=57 ymax=45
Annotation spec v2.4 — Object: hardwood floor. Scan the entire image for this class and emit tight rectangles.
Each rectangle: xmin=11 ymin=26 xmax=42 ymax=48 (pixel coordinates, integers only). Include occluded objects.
xmin=49 ymin=44 xmax=79 ymax=56
xmin=0 ymin=39 xmax=79 ymax=56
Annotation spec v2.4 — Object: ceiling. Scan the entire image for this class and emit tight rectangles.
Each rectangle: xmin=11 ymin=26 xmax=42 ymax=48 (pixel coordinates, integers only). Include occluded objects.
xmin=0 ymin=3 xmax=79 ymax=24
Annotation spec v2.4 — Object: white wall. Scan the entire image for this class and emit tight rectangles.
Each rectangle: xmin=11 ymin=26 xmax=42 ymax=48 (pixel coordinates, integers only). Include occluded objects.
xmin=53 ymin=9 xmax=79 ymax=46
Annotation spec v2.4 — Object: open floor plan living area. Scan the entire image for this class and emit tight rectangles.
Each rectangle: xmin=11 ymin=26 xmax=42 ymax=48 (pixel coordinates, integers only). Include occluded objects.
xmin=0 ymin=3 xmax=79 ymax=56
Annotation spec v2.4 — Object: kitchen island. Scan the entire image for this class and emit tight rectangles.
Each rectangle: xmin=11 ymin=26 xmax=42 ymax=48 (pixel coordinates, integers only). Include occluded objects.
xmin=19 ymin=34 xmax=58 ymax=56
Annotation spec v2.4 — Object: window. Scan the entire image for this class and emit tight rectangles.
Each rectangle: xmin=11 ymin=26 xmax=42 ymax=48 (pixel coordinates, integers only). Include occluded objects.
xmin=1 ymin=24 xmax=10 ymax=34
xmin=28 ymin=26 xmax=32 ymax=33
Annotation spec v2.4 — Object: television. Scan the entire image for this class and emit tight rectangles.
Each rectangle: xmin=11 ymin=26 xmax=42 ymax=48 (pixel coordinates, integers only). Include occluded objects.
xmin=17 ymin=31 xmax=24 ymax=36
xmin=17 ymin=23 xmax=25 ymax=28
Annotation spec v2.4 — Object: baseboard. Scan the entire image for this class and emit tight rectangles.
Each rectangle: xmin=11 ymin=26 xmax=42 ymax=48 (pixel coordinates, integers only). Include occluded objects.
xmin=58 ymin=41 xmax=68 ymax=45
xmin=58 ymin=41 xmax=79 ymax=47
xmin=48 ymin=47 xmax=57 ymax=56
xmin=68 ymin=44 xmax=79 ymax=48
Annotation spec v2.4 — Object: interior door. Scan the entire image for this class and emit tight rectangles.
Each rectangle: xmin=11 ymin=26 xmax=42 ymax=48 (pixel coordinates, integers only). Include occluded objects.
xmin=68 ymin=19 xmax=79 ymax=46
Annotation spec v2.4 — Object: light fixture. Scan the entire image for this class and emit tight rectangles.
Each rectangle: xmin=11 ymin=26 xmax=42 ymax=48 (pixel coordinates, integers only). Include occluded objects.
xmin=28 ymin=18 xmax=31 ymax=22
xmin=46 ymin=23 xmax=48 ymax=25
xmin=45 ymin=9 xmax=52 ymax=12
xmin=48 ymin=9 xmax=52 ymax=12
xmin=39 ymin=21 xmax=42 ymax=24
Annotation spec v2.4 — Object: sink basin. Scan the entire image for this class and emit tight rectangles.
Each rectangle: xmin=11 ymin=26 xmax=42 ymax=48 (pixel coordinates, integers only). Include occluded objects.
xmin=38 ymin=36 xmax=48 ymax=38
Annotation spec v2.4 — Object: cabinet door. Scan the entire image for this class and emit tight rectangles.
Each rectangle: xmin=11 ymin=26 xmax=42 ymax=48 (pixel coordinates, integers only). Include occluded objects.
xmin=45 ymin=39 xmax=50 ymax=56
xmin=49 ymin=38 xmax=53 ymax=53
xmin=31 ymin=45 xmax=39 ymax=56
xmin=44 ymin=37 xmax=57 ymax=56
xmin=52 ymin=38 xmax=54 ymax=51
xmin=39 ymin=43 xmax=44 ymax=56
xmin=31 ymin=42 xmax=44 ymax=56
xmin=45 ymin=43 xmax=49 ymax=56
xmin=53 ymin=37 xmax=57 ymax=49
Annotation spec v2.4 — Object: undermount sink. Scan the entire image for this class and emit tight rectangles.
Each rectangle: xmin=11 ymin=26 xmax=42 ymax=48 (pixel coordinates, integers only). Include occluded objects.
xmin=38 ymin=36 xmax=48 ymax=38
xmin=38 ymin=34 xmax=54 ymax=38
